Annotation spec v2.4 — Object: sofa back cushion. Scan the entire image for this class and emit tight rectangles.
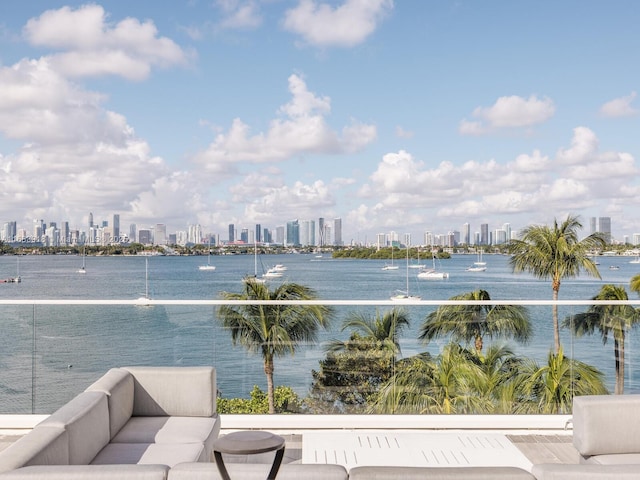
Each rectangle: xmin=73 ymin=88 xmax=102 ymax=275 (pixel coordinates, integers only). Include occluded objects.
xmin=123 ymin=367 xmax=216 ymax=417
xmin=85 ymin=368 xmax=134 ymax=439
xmin=573 ymin=394 xmax=640 ymax=456
xmin=0 ymin=426 xmax=68 ymax=474
xmin=39 ymin=391 xmax=110 ymax=465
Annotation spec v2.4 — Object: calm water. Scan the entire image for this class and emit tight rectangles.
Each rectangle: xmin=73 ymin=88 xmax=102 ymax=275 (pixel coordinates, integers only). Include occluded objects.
xmin=1 ymin=252 xmax=639 ymax=413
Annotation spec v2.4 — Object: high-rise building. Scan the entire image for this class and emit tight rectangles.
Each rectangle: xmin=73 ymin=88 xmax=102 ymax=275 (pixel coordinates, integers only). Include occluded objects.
xmin=318 ymin=218 xmax=325 ymax=246
xmin=598 ymin=217 xmax=612 ymax=243
xmin=240 ymin=228 xmax=249 ymax=243
xmin=112 ymin=214 xmax=120 ymax=242
xmin=138 ymin=229 xmax=151 ymax=244
xmin=376 ymin=233 xmax=386 ymax=249
xmin=334 ymin=218 xmax=342 ymax=246
xmin=424 ymin=231 xmax=433 ymax=246
xmin=590 ymin=217 xmax=597 ymax=235
xmin=130 ymin=223 xmax=137 ymax=243
xmin=275 ymin=226 xmax=285 ymax=244
xmin=286 ymin=220 xmax=300 ymax=246
xmin=255 ymin=224 xmax=262 ymax=243
xmin=462 ymin=223 xmax=470 ymax=245
xmin=480 ymin=223 xmax=489 ymax=245
xmin=155 ymin=224 xmax=167 ymax=245
xmin=89 ymin=212 xmax=94 ymax=229
xmin=60 ymin=222 xmax=69 ymax=246
xmin=228 ymin=224 xmax=235 ymax=243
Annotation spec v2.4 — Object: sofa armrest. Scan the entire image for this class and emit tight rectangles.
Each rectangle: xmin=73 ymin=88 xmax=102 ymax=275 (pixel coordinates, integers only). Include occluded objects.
xmin=532 ymin=463 xmax=640 ymax=479
xmin=572 ymin=394 xmax=640 ymax=456
xmin=122 ymin=367 xmax=216 ymax=417
xmin=0 ymin=427 xmax=68 ymax=474
xmin=0 ymin=464 xmax=169 ymax=479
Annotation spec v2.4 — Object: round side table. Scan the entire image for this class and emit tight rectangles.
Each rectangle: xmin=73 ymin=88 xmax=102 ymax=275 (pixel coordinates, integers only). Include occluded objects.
xmin=213 ymin=431 xmax=285 ymax=480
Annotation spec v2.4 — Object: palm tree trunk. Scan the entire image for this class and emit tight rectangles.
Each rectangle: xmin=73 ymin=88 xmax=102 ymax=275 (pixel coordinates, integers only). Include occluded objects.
xmin=615 ymin=332 xmax=625 ymax=395
xmin=264 ymin=355 xmax=275 ymax=414
xmin=552 ymin=288 xmax=560 ymax=354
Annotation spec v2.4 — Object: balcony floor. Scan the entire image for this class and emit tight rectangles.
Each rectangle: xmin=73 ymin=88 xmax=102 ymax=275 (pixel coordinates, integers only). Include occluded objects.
xmin=0 ymin=431 xmax=579 ymax=470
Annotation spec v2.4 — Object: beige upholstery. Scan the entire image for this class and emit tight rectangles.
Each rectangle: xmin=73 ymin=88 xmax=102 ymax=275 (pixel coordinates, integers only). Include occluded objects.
xmin=86 ymin=367 xmax=134 ymax=439
xmin=167 ymin=462 xmax=349 ymax=480
xmin=348 ymin=466 xmax=536 ymax=479
xmin=0 ymin=427 xmax=68 ymax=474
xmin=91 ymin=443 xmax=206 ymax=466
xmin=0 ymin=465 xmax=169 ymax=479
xmin=532 ymin=463 xmax=640 ymax=479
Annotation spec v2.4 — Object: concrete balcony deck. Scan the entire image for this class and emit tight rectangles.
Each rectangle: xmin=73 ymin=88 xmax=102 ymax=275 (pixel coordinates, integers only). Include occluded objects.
xmin=0 ymin=415 xmax=579 ymax=470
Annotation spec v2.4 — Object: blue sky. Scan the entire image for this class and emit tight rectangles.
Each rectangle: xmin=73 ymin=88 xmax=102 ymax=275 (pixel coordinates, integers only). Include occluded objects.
xmin=1 ymin=1 xmax=639 ymax=244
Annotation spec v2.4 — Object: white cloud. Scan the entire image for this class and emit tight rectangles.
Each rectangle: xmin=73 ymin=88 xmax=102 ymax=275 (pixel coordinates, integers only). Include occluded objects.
xmin=216 ymin=0 xmax=263 ymax=29
xmin=192 ymin=74 xmax=376 ymax=168
xmin=23 ymin=4 xmax=190 ymax=80
xmin=556 ymin=126 xmax=599 ymax=165
xmin=459 ymin=95 xmax=555 ymax=135
xmin=600 ymin=92 xmax=638 ymax=118
xmin=283 ymin=0 xmax=393 ymax=48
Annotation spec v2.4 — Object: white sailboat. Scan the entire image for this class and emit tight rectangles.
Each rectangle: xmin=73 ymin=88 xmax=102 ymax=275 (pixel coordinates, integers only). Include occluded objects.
xmin=243 ymin=243 xmax=266 ymax=284
xmin=136 ymin=257 xmax=152 ymax=304
xmin=466 ymin=249 xmax=487 ymax=272
xmin=417 ymin=254 xmax=449 ymax=280
xmin=198 ymin=240 xmax=216 ymax=271
xmin=77 ymin=246 xmax=87 ymax=274
xmin=391 ymin=247 xmax=421 ymax=301
xmin=382 ymin=247 xmax=399 ymax=270
xmin=629 ymin=255 xmax=640 ymax=264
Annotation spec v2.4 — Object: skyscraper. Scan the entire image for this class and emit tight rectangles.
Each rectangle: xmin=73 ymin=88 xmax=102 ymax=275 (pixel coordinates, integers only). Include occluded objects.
xmin=89 ymin=212 xmax=94 ymax=229
xmin=228 ymin=224 xmax=235 ymax=243
xmin=463 ymin=223 xmax=470 ymax=245
xmin=129 ymin=223 xmax=137 ymax=243
xmin=318 ymin=217 xmax=325 ymax=246
xmin=112 ymin=214 xmax=120 ymax=242
xmin=286 ymin=220 xmax=300 ymax=246
xmin=480 ymin=223 xmax=489 ymax=245
xmin=255 ymin=224 xmax=262 ymax=243
xmin=598 ymin=217 xmax=612 ymax=243
xmin=334 ymin=218 xmax=342 ymax=246
xmin=155 ymin=224 xmax=166 ymax=245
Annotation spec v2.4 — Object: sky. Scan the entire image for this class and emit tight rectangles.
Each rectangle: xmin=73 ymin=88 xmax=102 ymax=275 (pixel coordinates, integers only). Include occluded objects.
xmin=1 ymin=0 xmax=640 ymax=244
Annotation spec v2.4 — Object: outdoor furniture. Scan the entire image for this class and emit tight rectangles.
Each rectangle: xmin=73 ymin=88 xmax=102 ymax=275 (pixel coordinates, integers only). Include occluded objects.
xmin=0 ymin=366 xmax=220 ymax=478
xmin=213 ymin=431 xmax=285 ymax=480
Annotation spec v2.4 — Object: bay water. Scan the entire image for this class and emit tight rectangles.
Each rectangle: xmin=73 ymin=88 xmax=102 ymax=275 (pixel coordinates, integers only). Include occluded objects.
xmin=1 ymin=252 xmax=639 ymax=413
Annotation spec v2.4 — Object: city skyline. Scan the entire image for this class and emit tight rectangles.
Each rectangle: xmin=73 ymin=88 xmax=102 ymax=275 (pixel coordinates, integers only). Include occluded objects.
xmin=1 ymin=2 xmax=640 ymax=242
xmin=3 ymin=212 xmax=635 ymax=248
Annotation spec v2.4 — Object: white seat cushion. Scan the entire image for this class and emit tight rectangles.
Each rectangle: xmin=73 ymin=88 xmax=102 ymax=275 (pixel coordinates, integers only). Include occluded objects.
xmin=91 ymin=443 xmax=205 ymax=467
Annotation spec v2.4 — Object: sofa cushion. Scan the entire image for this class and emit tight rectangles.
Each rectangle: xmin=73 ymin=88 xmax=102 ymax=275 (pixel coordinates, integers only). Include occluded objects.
xmin=532 ymin=463 xmax=640 ymax=479
xmin=85 ymin=368 xmax=135 ymax=439
xmin=0 ymin=464 xmax=169 ymax=479
xmin=168 ymin=462 xmax=349 ymax=480
xmin=38 ymin=391 xmax=110 ymax=465
xmin=572 ymin=394 xmax=640 ymax=456
xmin=91 ymin=443 xmax=206 ymax=467
xmin=111 ymin=416 xmax=220 ymax=459
xmin=582 ymin=452 xmax=640 ymax=464
xmin=0 ymin=426 xmax=68 ymax=474
xmin=348 ymin=466 xmax=536 ymax=479
xmin=123 ymin=367 xmax=216 ymax=417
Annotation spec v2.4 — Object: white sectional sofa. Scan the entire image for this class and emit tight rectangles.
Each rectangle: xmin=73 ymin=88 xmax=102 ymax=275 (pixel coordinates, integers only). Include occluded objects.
xmin=0 ymin=366 xmax=220 ymax=479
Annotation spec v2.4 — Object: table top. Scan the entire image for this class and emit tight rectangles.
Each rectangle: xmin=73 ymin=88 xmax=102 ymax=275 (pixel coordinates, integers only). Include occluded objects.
xmin=213 ymin=431 xmax=285 ymax=455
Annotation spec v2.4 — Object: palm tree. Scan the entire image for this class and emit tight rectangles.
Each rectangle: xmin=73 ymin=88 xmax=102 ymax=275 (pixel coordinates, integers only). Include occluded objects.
xmin=630 ymin=274 xmax=640 ymax=296
xmin=218 ymin=281 xmax=333 ymax=413
xmin=519 ymin=348 xmax=608 ymax=414
xmin=419 ymin=289 xmax=531 ymax=353
xmin=563 ymin=284 xmax=640 ymax=394
xmin=327 ymin=308 xmax=410 ymax=355
xmin=509 ymin=214 xmax=605 ymax=354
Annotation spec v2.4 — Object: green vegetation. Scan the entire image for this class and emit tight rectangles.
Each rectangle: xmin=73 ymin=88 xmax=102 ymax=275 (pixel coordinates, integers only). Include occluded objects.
xmin=217 ymin=385 xmax=301 ymax=414
xmin=509 ymin=214 xmax=606 ymax=354
xmin=309 ymin=308 xmax=409 ymax=413
xmin=217 ymin=280 xmax=333 ymax=414
xmin=564 ymin=284 xmax=640 ymax=394
xmin=419 ymin=289 xmax=531 ymax=353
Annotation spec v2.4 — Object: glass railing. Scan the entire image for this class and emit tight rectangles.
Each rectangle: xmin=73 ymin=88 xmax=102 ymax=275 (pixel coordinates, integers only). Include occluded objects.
xmin=1 ymin=298 xmax=639 ymax=416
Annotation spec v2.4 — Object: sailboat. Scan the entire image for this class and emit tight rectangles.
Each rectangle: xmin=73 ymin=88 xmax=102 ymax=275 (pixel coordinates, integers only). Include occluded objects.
xmin=629 ymin=255 xmax=640 ymax=264
xmin=382 ymin=247 xmax=399 ymax=270
xmin=417 ymin=253 xmax=449 ymax=280
xmin=466 ymin=249 xmax=487 ymax=272
xmin=391 ymin=247 xmax=421 ymax=301
xmin=2 ymin=257 xmax=21 ymax=283
xmin=243 ymin=243 xmax=266 ymax=284
xmin=77 ymin=246 xmax=87 ymax=274
xmin=136 ymin=257 xmax=152 ymax=304
xmin=198 ymin=240 xmax=216 ymax=271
